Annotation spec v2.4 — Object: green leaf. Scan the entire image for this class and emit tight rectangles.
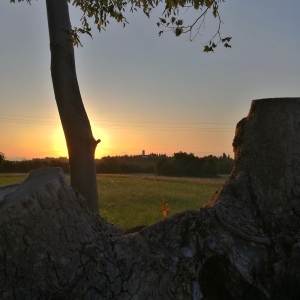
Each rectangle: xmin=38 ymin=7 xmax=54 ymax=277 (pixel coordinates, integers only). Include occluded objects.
xmin=205 ymin=0 xmax=212 ymax=8
xmin=222 ymin=37 xmax=232 ymax=43
xmin=203 ymin=45 xmax=213 ymax=52
xmin=224 ymin=43 xmax=232 ymax=48
xmin=175 ymin=27 xmax=182 ymax=36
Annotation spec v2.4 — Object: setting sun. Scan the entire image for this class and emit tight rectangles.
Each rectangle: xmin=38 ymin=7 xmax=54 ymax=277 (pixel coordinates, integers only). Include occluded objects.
xmin=50 ymin=122 xmax=112 ymax=159
xmin=51 ymin=126 xmax=68 ymax=158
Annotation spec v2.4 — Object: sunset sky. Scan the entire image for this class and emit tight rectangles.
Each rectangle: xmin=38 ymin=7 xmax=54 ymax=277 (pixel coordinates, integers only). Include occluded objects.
xmin=1 ymin=0 xmax=300 ymax=160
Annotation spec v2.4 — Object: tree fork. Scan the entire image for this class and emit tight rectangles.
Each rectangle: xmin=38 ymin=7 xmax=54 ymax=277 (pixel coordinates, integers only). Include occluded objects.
xmin=1 ymin=98 xmax=300 ymax=299
xmin=46 ymin=0 xmax=100 ymax=214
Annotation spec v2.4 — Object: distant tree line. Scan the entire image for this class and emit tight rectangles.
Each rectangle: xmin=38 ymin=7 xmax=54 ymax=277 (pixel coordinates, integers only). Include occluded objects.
xmin=95 ymin=153 xmax=162 ymax=174
xmin=0 ymin=156 xmax=69 ymax=173
xmin=0 ymin=152 xmax=234 ymax=177
xmin=94 ymin=152 xmax=234 ymax=177
xmin=155 ymin=152 xmax=233 ymax=177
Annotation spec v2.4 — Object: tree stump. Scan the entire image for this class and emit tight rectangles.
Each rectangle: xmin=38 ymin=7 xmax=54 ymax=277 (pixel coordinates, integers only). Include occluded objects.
xmin=1 ymin=98 xmax=300 ymax=299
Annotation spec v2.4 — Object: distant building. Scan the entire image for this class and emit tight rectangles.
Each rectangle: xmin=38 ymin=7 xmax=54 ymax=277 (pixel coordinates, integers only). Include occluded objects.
xmin=142 ymin=150 xmax=148 ymax=158
xmin=142 ymin=150 xmax=156 ymax=159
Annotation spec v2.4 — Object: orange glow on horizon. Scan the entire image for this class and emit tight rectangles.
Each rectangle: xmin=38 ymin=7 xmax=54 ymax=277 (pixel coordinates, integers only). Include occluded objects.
xmin=1 ymin=118 xmax=234 ymax=160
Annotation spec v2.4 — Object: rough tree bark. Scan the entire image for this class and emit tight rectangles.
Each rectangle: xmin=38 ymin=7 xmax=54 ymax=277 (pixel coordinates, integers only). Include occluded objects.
xmin=46 ymin=0 xmax=100 ymax=213
xmin=1 ymin=98 xmax=300 ymax=299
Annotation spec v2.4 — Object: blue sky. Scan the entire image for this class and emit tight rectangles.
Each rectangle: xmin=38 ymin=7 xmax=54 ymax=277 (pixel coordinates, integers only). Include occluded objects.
xmin=1 ymin=0 xmax=300 ymax=159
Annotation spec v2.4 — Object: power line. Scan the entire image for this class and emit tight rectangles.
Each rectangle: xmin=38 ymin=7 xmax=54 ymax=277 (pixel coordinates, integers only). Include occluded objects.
xmin=0 ymin=113 xmax=235 ymax=125
xmin=0 ymin=113 xmax=235 ymax=132
xmin=0 ymin=119 xmax=233 ymax=132
xmin=0 ymin=113 xmax=58 ymax=119
xmin=0 ymin=118 xmax=59 ymax=125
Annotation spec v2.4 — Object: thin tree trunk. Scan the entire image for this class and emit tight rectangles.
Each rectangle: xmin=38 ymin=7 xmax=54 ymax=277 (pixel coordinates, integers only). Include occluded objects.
xmin=45 ymin=0 xmax=100 ymax=214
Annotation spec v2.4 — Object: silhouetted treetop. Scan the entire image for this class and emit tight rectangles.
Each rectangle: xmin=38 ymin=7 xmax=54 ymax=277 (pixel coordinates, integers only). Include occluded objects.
xmin=0 ymin=152 xmax=5 ymax=163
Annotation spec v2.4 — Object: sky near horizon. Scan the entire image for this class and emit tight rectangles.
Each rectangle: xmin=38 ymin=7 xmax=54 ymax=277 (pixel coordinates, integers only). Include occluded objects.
xmin=1 ymin=0 xmax=300 ymax=160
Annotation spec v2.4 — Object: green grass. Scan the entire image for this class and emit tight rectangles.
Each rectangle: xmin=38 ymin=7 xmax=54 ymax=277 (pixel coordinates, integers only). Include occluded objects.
xmin=0 ymin=174 xmax=28 ymax=187
xmin=0 ymin=173 xmax=227 ymax=230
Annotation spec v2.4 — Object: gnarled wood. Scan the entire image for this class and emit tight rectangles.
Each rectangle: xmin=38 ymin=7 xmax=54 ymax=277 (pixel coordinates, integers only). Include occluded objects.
xmin=1 ymin=98 xmax=300 ymax=299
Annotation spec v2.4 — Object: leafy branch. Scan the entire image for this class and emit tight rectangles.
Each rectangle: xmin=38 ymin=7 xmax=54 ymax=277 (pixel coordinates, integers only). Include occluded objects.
xmin=13 ymin=0 xmax=232 ymax=51
xmin=157 ymin=0 xmax=231 ymax=51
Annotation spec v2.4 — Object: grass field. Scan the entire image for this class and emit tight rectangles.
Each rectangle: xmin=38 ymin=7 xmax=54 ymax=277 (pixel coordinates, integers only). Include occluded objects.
xmin=0 ymin=173 xmax=228 ymax=230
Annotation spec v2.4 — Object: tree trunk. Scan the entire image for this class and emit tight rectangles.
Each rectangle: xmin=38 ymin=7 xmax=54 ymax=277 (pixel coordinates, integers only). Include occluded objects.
xmin=45 ymin=0 xmax=100 ymax=214
xmin=1 ymin=98 xmax=300 ymax=299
